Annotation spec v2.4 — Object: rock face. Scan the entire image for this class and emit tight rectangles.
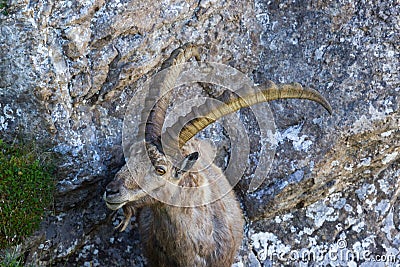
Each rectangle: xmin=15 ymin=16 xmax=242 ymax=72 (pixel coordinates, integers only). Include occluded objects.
xmin=0 ymin=0 xmax=398 ymax=266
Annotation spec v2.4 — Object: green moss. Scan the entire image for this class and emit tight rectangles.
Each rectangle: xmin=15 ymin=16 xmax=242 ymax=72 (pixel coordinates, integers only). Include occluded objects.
xmin=0 ymin=0 xmax=8 ymax=16
xmin=0 ymin=139 xmax=55 ymax=249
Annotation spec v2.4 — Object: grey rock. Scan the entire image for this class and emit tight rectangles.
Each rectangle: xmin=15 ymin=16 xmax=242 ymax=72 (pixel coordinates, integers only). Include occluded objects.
xmin=0 ymin=0 xmax=398 ymax=265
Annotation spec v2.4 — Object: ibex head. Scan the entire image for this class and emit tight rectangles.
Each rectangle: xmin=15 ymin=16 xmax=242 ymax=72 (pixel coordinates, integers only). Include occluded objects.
xmin=104 ymin=140 xmax=202 ymax=210
xmin=103 ymin=44 xmax=332 ymax=231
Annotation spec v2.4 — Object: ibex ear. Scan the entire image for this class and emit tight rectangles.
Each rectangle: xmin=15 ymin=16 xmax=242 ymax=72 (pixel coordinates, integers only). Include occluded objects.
xmin=173 ymin=152 xmax=199 ymax=179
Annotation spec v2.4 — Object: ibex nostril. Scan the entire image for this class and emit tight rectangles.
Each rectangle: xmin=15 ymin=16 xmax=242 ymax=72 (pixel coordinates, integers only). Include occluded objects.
xmin=106 ymin=187 xmax=119 ymax=195
xmin=105 ymin=181 xmax=121 ymax=196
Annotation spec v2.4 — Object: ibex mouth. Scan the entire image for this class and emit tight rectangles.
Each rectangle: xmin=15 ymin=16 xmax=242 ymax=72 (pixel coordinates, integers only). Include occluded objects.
xmin=103 ymin=192 xmax=127 ymax=210
xmin=105 ymin=201 xmax=126 ymax=210
xmin=103 ymin=189 xmax=151 ymax=210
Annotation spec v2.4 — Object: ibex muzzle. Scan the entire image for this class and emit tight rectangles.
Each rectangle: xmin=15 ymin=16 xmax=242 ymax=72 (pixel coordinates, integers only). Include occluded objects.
xmin=103 ymin=44 xmax=332 ymax=266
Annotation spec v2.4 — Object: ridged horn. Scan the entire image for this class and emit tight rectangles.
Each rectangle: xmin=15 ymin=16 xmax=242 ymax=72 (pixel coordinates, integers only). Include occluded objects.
xmin=163 ymin=81 xmax=332 ymax=149
xmin=138 ymin=44 xmax=200 ymax=149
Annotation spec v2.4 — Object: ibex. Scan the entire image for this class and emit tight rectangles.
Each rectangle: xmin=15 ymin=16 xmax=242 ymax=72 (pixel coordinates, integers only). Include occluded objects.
xmin=103 ymin=44 xmax=332 ymax=266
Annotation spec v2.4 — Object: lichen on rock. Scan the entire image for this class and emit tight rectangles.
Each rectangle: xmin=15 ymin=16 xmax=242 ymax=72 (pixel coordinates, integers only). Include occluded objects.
xmin=0 ymin=0 xmax=398 ymax=265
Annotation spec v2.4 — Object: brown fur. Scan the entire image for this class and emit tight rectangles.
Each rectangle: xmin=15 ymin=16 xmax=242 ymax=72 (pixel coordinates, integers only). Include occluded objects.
xmin=104 ymin=142 xmax=244 ymax=267
xmin=139 ymin=191 xmax=243 ymax=266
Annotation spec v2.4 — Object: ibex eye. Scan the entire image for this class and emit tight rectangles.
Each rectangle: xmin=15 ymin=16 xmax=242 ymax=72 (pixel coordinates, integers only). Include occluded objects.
xmin=155 ymin=166 xmax=166 ymax=176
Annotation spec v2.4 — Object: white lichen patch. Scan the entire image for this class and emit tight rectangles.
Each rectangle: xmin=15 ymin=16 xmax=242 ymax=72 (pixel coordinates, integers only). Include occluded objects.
xmin=3 ymin=104 xmax=15 ymax=120
xmin=78 ymin=244 xmax=95 ymax=259
xmin=64 ymin=25 xmax=91 ymax=55
xmin=344 ymin=163 xmax=354 ymax=172
xmin=331 ymin=160 xmax=340 ymax=167
xmin=274 ymin=216 xmax=282 ymax=224
xmin=346 ymin=216 xmax=358 ymax=227
xmin=375 ymin=199 xmax=390 ymax=216
xmin=365 ymin=198 xmax=377 ymax=210
xmin=274 ymin=213 xmax=295 ymax=224
xmin=232 ymin=261 xmax=244 ymax=267
xmin=288 ymin=170 xmax=304 ymax=183
xmin=382 ymin=151 xmax=398 ymax=165
xmin=352 ymin=221 xmax=365 ymax=233
xmin=315 ymin=45 xmax=328 ymax=61
xmin=368 ymin=103 xmax=391 ymax=120
xmin=278 ymin=123 xmax=314 ymax=152
xmin=57 ymin=239 xmax=79 ymax=258
xmin=356 ymin=204 xmax=363 ymax=214
xmin=282 ymin=213 xmax=294 ymax=221
xmin=0 ymin=104 xmax=21 ymax=131
xmin=377 ymin=179 xmax=391 ymax=195
xmin=351 ymin=115 xmax=372 ymax=134
xmin=351 ymin=103 xmax=391 ymax=134
xmin=381 ymin=210 xmax=395 ymax=240
xmin=250 ymin=231 xmax=292 ymax=261
xmin=358 ymin=157 xmax=371 ymax=167
xmin=355 ymin=183 xmax=376 ymax=201
xmin=344 ymin=204 xmax=353 ymax=212
xmin=394 ymin=233 xmax=400 ymax=248
xmin=329 ymin=192 xmax=346 ymax=209
xmin=56 ymin=213 xmax=67 ymax=222
xmin=381 ymin=130 xmax=394 ymax=137
xmin=306 ymin=201 xmax=338 ymax=228
xmin=302 ymin=227 xmax=314 ymax=236
xmin=0 ymin=116 xmax=7 ymax=131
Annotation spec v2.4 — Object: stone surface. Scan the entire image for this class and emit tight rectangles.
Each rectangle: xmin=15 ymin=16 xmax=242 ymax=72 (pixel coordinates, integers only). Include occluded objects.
xmin=0 ymin=0 xmax=399 ymax=266
xmin=243 ymin=0 xmax=399 ymax=265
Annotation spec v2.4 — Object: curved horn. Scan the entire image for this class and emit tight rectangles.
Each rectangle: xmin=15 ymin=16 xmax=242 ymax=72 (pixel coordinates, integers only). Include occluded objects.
xmin=138 ymin=44 xmax=200 ymax=148
xmin=163 ymin=81 xmax=332 ymax=149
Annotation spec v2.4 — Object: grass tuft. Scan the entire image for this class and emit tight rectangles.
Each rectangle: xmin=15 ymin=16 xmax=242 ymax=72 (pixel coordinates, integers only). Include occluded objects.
xmin=0 ymin=0 xmax=8 ymax=15
xmin=0 ymin=139 xmax=55 ymax=249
